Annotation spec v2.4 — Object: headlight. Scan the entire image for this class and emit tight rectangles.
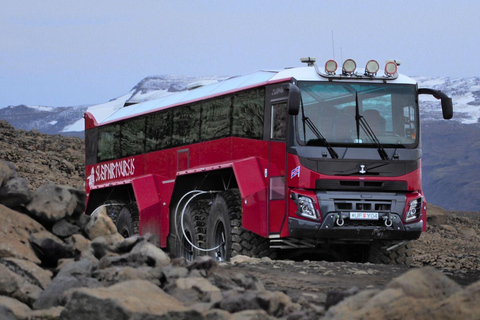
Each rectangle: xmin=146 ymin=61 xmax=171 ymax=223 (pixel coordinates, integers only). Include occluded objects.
xmin=293 ymin=194 xmax=318 ymax=220
xmin=405 ymin=197 xmax=422 ymax=222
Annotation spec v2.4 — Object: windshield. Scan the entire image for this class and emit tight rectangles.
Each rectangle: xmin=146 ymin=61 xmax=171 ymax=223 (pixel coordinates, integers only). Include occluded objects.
xmin=297 ymin=82 xmax=418 ymax=148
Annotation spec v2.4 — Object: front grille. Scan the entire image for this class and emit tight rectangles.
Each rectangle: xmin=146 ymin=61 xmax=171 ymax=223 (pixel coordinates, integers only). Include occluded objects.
xmin=334 ymin=199 xmax=392 ymax=212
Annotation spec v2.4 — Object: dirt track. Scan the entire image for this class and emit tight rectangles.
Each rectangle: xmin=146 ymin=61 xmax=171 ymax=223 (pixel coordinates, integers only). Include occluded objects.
xmin=215 ymin=254 xmax=480 ymax=309
xmin=214 ymin=207 xmax=480 ymax=308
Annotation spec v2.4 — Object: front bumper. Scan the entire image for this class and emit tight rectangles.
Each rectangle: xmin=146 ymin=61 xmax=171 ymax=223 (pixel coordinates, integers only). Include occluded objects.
xmin=288 ymin=212 xmax=422 ymax=241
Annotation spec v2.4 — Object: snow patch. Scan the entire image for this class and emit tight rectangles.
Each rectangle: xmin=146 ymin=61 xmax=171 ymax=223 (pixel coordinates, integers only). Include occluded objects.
xmin=62 ymin=93 xmax=132 ymax=132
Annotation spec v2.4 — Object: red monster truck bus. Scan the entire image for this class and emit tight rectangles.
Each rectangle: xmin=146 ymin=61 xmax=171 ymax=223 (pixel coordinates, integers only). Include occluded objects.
xmin=84 ymin=58 xmax=452 ymax=264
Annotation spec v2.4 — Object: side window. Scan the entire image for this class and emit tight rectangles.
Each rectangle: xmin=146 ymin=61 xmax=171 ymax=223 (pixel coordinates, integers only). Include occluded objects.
xmin=145 ymin=109 xmax=172 ymax=152
xmin=232 ymin=88 xmax=265 ymax=139
xmin=172 ymin=103 xmax=200 ymax=146
xmin=121 ymin=117 xmax=145 ymax=157
xmin=97 ymin=124 xmax=121 ymax=161
xmin=201 ymin=97 xmax=231 ymax=141
xmin=271 ymin=103 xmax=287 ymax=140
xmin=403 ymin=105 xmax=417 ymax=141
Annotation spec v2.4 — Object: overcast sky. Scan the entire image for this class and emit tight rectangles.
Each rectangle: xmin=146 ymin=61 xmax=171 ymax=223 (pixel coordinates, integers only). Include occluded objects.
xmin=1 ymin=1 xmax=479 ymax=108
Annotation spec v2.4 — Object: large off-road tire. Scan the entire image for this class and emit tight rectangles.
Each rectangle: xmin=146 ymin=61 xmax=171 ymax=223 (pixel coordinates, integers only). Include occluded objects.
xmin=367 ymin=240 xmax=413 ymax=265
xmin=206 ymin=189 xmax=271 ymax=262
xmin=115 ymin=203 xmax=139 ymax=238
xmin=175 ymin=200 xmax=209 ymax=261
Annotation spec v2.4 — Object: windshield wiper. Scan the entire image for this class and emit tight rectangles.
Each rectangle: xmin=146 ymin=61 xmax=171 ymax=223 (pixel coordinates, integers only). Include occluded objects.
xmin=303 ymin=116 xmax=339 ymax=159
xmin=355 ymin=93 xmax=389 ymax=160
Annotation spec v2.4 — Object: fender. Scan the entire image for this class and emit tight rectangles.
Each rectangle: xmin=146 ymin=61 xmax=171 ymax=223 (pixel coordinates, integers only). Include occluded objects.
xmin=131 ymin=174 xmax=174 ymax=247
xmin=177 ymin=156 xmax=269 ymax=237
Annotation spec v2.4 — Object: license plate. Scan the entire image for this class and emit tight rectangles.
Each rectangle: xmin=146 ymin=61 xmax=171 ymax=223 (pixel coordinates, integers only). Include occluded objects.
xmin=350 ymin=212 xmax=379 ymax=220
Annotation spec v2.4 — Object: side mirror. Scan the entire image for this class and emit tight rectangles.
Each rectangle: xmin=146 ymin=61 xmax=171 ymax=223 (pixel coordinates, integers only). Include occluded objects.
xmin=418 ymin=88 xmax=453 ymax=120
xmin=284 ymin=83 xmax=301 ymax=115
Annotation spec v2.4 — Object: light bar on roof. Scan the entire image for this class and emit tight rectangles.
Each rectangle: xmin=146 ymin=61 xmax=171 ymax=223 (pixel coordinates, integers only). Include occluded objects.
xmin=342 ymin=59 xmax=356 ymax=74
xmin=384 ymin=61 xmax=398 ymax=76
xmin=325 ymin=60 xmax=337 ymax=74
xmin=365 ymin=60 xmax=379 ymax=76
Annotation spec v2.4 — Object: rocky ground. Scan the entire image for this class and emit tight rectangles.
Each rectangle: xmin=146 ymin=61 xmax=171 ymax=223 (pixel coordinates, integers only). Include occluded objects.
xmin=0 ymin=120 xmax=84 ymax=190
xmin=0 ymin=120 xmax=479 ymax=319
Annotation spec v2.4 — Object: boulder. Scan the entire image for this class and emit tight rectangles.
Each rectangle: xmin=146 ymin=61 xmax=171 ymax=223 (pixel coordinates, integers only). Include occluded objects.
xmin=130 ymin=240 xmax=171 ymax=268
xmin=0 ymin=263 xmax=43 ymax=307
xmin=0 ymin=295 xmax=31 ymax=320
xmin=387 ymin=266 xmax=461 ymax=299
xmin=0 ymin=161 xmax=17 ymax=187
xmin=0 ymin=204 xmax=46 ymax=264
xmin=0 ymin=177 xmax=31 ymax=208
xmin=214 ymin=290 xmax=293 ymax=317
xmin=65 ymin=234 xmax=91 ymax=253
xmin=56 ymin=258 xmax=95 ymax=278
xmin=90 ymin=237 xmax=110 ymax=259
xmin=59 ymin=280 xmax=187 ymax=320
xmin=426 ymin=203 xmax=447 ymax=226
xmin=65 ymin=186 xmax=86 ymax=218
xmin=458 ymin=226 xmax=477 ymax=237
xmin=33 ymin=275 xmax=102 ymax=310
xmin=92 ymin=266 xmax=164 ymax=287
xmin=52 ymin=219 xmax=81 ymax=238
xmin=26 ymin=183 xmax=77 ymax=225
xmin=323 ymin=267 xmax=467 ymax=320
xmin=29 ymin=231 xmax=75 ymax=267
xmin=229 ymin=309 xmax=274 ymax=320
xmin=84 ymin=206 xmax=118 ymax=240
xmin=431 ymin=280 xmax=480 ymax=319
xmin=0 ymin=257 xmax=52 ymax=290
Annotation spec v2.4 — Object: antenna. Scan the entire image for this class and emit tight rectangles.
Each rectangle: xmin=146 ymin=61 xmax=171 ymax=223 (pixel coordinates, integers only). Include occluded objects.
xmin=331 ymin=30 xmax=335 ymax=60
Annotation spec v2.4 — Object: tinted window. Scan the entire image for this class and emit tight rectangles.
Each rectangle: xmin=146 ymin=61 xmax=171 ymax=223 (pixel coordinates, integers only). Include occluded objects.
xmin=97 ymin=123 xmax=121 ymax=161
xmin=232 ymin=88 xmax=264 ymax=139
xmin=121 ymin=117 xmax=145 ymax=157
xmin=145 ymin=109 xmax=172 ymax=152
xmin=201 ymin=96 xmax=231 ymax=140
xmin=172 ymin=103 xmax=200 ymax=146
xmin=271 ymin=103 xmax=287 ymax=140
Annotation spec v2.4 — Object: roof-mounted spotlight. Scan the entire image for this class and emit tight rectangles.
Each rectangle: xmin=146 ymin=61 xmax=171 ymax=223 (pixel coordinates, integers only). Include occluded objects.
xmin=325 ymin=60 xmax=337 ymax=75
xmin=365 ymin=60 xmax=379 ymax=76
xmin=342 ymin=59 xmax=356 ymax=75
xmin=384 ymin=61 xmax=398 ymax=76
xmin=300 ymin=57 xmax=316 ymax=67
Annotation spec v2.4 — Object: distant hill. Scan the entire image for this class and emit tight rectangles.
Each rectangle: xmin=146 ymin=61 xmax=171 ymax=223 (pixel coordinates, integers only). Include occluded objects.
xmin=0 ymin=75 xmax=479 ymax=212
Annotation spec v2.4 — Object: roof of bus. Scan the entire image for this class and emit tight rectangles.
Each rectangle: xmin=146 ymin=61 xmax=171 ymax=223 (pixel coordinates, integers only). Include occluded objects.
xmin=100 ymin=66 xmax=417 ymax=125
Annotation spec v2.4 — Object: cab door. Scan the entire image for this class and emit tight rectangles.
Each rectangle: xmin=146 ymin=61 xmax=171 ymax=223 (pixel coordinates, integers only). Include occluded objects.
xmin=267 ymin=94 xmax=289 ymax=236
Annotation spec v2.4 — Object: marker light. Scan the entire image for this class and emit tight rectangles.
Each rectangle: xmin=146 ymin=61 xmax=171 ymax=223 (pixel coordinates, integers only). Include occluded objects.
xmin=325 ymin=60 xmax=337 ymax=74
xmin=384 ymin=61 xmax=398 ymax=76
xmin=342 ymin=59 xmax=356 ymax=74
xmin=365 ymin=60 xmax=380 ymax=76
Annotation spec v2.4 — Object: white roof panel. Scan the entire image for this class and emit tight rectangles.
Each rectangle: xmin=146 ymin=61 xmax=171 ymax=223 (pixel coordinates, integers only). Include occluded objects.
xmin=101 ymin=71 xmax=276 ymax=124
xmin=99 ymin=66 xmax=417 ymax=124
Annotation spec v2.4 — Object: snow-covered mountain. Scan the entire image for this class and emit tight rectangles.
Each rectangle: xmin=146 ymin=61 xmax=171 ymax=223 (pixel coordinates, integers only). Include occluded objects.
xmin=416 ymin=76 xmax=480 ymax=123
xmin=0 ymin=74 xmax=222 ymax=136
xmin=0 ymin=75 xmax=479 ymax=212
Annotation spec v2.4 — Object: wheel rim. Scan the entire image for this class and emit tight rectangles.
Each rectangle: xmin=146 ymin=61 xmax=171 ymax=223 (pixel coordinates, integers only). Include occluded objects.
xmin=213 ymin=221 xmax=227 ymax=261
xmin=181 ymin=230 xmax=194 ymax=260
